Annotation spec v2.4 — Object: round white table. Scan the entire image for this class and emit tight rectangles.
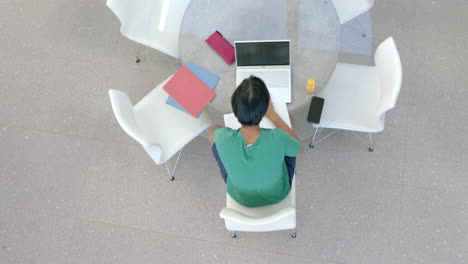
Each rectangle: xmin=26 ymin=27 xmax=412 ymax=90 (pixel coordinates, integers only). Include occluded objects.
xmin=179 ymin=0 xmax=373 ymax=139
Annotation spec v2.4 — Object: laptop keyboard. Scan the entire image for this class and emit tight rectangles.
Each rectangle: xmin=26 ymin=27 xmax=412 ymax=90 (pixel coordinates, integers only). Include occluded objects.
xmin=237 ymin=70 xmax=290 ymax=88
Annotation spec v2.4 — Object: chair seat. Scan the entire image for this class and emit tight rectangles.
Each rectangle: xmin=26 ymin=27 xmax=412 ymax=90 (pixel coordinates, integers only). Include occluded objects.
xmin=315 ymin=63 xmax=384 ymax=132
xmin=133 ymin=76 xmax=212 ymax=164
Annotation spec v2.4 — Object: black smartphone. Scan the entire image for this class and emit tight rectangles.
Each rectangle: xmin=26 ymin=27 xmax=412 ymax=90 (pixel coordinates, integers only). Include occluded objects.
xmin=307 ymin=96 xmax=325 ymax=124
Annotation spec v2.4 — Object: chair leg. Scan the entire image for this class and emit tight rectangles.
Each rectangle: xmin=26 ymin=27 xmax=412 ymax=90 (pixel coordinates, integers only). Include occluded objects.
xmin=165 ymin=54 xmax=180 ymax=73
xmin=291 ymin=229 xmax=296 ymax=238
xmin=356 ymin=19 xmax=369 ymax=38
xmin=351 ymin=131 xmax=375 ymax=152
xmin=311 ymin=127 xmax=375 ymax=152
xmin=368 ymin=133 xmax=374 ymax=152
xmin=164 ymin=149 xmax=183 ymax=181
xmin=309 ymin=128 xmax=339 ymax=150
xmin=164 ymin=162 xmax=175 ymax=181
xmin=309 ymin=126 xmax=319 ymax=149
xmin=231 ymin=231 xmax=237 ymax=239
xmin=344 ymin=15 xmax=370 ymax=38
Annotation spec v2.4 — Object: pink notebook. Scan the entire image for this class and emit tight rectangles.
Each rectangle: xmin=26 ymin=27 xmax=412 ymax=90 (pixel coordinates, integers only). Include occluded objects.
xmin=163 ymin=66 xmax=215 ymax=117
xmin=205 ymin=31 xmax=235 ymax=65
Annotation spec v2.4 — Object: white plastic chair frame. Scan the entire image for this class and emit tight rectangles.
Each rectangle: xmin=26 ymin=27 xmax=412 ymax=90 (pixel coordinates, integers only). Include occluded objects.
xmin=309 ymin=37 xmax=402 ymax=152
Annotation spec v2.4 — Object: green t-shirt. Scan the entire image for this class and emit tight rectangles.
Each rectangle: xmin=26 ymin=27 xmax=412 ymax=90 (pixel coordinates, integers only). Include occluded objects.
xmin=214 ymin=127 xmax=301 ymax=207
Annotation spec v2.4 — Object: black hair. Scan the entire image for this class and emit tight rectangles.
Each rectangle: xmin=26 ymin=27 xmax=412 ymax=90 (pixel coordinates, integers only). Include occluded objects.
xmin=231 ymin=75 xmax=270 ymax=126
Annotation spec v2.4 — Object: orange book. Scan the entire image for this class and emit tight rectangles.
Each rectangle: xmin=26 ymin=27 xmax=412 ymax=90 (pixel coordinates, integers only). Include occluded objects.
xmin=163 ymin=66 xmax=216 ymax=117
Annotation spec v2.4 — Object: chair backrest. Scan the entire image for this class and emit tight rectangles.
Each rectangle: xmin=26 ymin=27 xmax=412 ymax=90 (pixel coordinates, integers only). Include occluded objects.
xmin=374 ymin=37 xmax=403 ymax=115
xmin=219 ymin=207 xmax=296 ymax=232
xmin=106 ymin=0 xmax=191 ymax=58
xmin=108 ymin=89 xmax=150 ymax=146
xmin=220 ymin=177 xmax=296 ymax=232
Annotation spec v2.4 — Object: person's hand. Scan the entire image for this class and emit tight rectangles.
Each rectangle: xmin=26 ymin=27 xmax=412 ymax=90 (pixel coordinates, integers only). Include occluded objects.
xmin=265 ymin=98 xmax=276 ymax=119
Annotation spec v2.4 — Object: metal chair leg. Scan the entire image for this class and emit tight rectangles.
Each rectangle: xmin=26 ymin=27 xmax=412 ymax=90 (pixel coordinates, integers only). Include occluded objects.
xmin=351 ymin=131 xmax=375 ymax=152
xmin=309 ymin=128 xmax=339 ymax=149
xmin=309 ymin=126 xmax=319 ymax=149
xmin=164 ymin=149 xmax=183 ymax=181
xmin=291 ymin=229 xmax=296 ymax=238
xmin=368 ymin=133 xmax=374 ymax=152
xmin=310 ymin=128 xmax=375 ymax=151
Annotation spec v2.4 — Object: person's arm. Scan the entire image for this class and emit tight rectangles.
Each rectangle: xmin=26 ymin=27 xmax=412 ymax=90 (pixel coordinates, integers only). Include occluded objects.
xmin=208 ymin=125 xmax=222 ymax=146
xmin=265 ymin=100 xmax=304 ymax=155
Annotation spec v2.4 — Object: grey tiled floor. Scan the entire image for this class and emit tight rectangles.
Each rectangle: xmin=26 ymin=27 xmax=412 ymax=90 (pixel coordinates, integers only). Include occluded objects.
xmin=1 ymin=0 xmax=467 ymax=264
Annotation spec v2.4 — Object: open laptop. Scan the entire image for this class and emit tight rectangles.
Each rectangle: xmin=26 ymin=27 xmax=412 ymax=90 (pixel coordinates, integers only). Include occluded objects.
xmin=235 ymin=40 xmax=291 ymax=103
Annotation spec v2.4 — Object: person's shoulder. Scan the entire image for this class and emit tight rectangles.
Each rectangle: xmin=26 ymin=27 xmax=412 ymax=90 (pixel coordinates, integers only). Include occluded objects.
xmin=215 ymin=127 xmax=236 ymax=134
xmin=267 ymin=128 xmax=298 ymax=141
xmin=269 ymin=128 xmax=289 ymax=136
xmin=214 ymin=127 xmax=237 ymax=140
xmin=260 ymin=128 xmax=288 ymax=140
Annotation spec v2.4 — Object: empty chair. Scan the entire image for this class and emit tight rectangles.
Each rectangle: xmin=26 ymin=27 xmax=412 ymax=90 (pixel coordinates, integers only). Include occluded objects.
xmin=219 ymin=177 xmax=296 ymax=238
xmin=310 ymin=37 xmax=402 ymax=151
xmin=332 ymin=0 xmax=374 ymax=24
xmin=106 ymin=0 xmax=191 ymax=58
xmin=108 ymin=75 xmax=213 ymax=180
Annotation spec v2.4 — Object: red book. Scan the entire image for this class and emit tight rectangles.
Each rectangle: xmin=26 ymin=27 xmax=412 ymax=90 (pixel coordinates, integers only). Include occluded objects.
xmin=163 ymin=66 xmax=215 ymax=117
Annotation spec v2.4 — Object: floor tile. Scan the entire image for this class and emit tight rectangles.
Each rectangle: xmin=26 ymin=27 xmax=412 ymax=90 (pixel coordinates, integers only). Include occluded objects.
xmin=78 ymin=137 xmax=230 ymax=241
xmin=409 ymin=45 xmax=468 ymax=108
xmin=0 ymin=58 xmax=103 ymax=138
xmin=68 ymin=219 xmax=332 ymax=264
xmin=414 ymin=0 xmax=468 ymax=34
xmin=0 ymin=206 xmax=74 ymax=264
xmin=294 ymin=167 xmax=402 ymax=264
xmin=0 ymin=126 xmax=93 ymax=217
xmin=398 ymin=185 xmax=468 ymax=264
xmin=371 ymin=0 xmax=416 ymax=40
xmin=43 ymin=0 xmax=122 ymax=60
xmin=404 ymin=52 xmax=468 ymax=191
xmin=405 ymin=100 xmax=467 ymax=190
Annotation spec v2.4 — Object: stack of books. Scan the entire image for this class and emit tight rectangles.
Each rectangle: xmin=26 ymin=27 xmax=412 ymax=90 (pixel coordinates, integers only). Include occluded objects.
xmin=164 ymin=62 xmax=220 ymax=118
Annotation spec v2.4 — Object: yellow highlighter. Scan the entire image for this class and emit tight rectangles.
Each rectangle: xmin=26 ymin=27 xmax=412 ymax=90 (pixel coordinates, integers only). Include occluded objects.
xmin=306 ymin=79 xmax=316 ymax=94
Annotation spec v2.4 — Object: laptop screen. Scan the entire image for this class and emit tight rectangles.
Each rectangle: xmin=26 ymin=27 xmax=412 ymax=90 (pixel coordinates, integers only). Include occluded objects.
xmin=235 ymin=41 xmax=290 ymax=67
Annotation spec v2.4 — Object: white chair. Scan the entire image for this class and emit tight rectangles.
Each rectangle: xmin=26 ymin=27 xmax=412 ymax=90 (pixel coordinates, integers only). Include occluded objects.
xmin=106 ymin=0 xmax=191 ymax=59
xmin=219 ymin=177 xmax=296 ymax=238
xmin=108 ymin=76 xmax=213 ymax=180
xmin=220 ymin=104 xmax=297 ymax=238
xmin=310 ymin=37 xmax=402 ymax=151
xmin=332 ymin=0 xmax=374 ymax=24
